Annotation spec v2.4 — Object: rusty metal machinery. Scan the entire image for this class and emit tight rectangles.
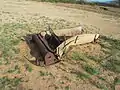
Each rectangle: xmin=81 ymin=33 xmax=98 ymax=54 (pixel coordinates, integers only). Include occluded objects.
xmin=24 ymin=26 xmax=99 ymax=66
xmin=24 ymin=27 xmax=64 ymax=66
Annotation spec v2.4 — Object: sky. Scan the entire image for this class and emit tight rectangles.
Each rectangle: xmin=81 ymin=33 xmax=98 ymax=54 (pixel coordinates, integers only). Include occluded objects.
xmin=88 ymin=0 xmax=114 ymax=2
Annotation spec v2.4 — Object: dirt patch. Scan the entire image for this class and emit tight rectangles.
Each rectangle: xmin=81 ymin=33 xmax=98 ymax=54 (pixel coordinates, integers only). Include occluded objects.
xmin=56 ymin=3 xmax=120 ymax=17
xmin=19 ymin=42 xmax=30 ymax=56
xmin=69 ymin=43 xmax=103 ymax=57
xmin=1 ymin=35 xmax=119 ymax=90
xmin=16 ymin=40 xmax=104 ymax=90
xmin=1 ymin=0 xmax=120 ymax=89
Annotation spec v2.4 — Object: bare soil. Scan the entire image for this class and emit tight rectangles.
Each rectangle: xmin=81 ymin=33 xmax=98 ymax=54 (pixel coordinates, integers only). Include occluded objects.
xmin=1 ymin=0 xmax=120 ymax=90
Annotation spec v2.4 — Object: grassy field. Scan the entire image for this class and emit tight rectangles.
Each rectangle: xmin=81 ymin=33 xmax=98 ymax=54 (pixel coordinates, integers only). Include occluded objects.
xmin=0 ymin=16 xmax=78 ymax=90
xmin=68 ymin=36 xmax=120 ymax=90
xmin=1 ymin=0 xmax=120 ymax=90
xmin=1 ymin=17 xmax=120 ymax=90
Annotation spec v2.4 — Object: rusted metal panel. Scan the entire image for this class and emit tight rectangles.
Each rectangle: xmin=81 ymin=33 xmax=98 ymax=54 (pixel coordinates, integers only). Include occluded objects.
xmin=25 ymin=33 xmax=59 ymax=66
xmin=24 ymin=26 xmax=99 ymax=66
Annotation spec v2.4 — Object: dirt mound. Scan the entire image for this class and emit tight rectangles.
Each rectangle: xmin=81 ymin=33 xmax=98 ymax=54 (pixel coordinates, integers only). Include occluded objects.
xmin=17 ymin=40 xmax=103 ymax=90
xmin=5 ymin=35 xmax=120 ymax=90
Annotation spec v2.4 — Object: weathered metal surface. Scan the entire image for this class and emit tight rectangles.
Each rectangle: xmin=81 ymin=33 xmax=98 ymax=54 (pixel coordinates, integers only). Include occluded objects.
xmin=24 ymin=33 xmax=60 ymax=66
xmin=24 ymin=26 xmax=99 ymax=66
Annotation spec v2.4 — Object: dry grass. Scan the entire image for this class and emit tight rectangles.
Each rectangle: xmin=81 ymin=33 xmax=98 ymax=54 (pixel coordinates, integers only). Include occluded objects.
xmin=0 ymin=15 xmax=79 ymax=89
xmin=1 ymin=1 xmax=120 ymax=89
xmin=1 ymin=19 xmax=120 ymax=89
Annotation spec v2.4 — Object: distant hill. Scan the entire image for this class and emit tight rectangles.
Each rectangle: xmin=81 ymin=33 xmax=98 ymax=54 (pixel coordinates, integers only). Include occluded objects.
xmin=107 ymin=0 xmax=119 ymax=5
xmin=85 ymin=0 xmax=119 ymax=7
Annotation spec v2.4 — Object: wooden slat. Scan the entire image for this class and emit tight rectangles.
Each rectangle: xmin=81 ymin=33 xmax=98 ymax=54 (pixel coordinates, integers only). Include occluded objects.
xmin=41 ymin=26 xmax=83 ymax=37
xmin=54 ymin=26 xmax=83 ymax=36
xmin=56 ymin=34 xmax=99 ymax=58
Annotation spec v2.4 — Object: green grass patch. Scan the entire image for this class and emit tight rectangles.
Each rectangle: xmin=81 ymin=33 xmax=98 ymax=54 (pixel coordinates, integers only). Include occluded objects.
xmin=87 ymin=55 xmax=102 ymax=63
xmin=25 ymin=64 xmax=33 ymax=72
xmin=114 ymin=77 xmax=120 ymax=85
xmin=0 ymin=23 xmax=27 ymax=63
xmin=65 ymin=86 xmax=70 ymax=90
xmin=90 ymin=80 xmax=108 ymax=90
xmin=7 ymin=65 xmax=20 ymax=73
xmin=76 ymin=72 xmax=91 ymax=80
xmin=71 ymin=51 xmax=103 ymax=63
xmin=0 ymin=17 xmax=77 ymax=64
xmin=71 ymin=52 xmax=87 ymax=61
xmin=99 ymin=36 xmax=120 ymax=73
xmin=95 ymin=84 xmax=108 ymax=90
xmin=82 ymin=64 xmax=100 ymax=75
xmin=0 ymin=77 xmax=22 ymax=90
xmin=71 ymin=70 xmax=91 ymax=80
xmin=39 ymin=71 xmax=52 ymax=76
xmin=100 ymin=36 xmax=120 ymax=50
xmin=101 ymin=57 xmax=120 ymax=73
xmin=98 ymin=77 xmax=106 ymax=81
